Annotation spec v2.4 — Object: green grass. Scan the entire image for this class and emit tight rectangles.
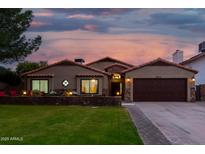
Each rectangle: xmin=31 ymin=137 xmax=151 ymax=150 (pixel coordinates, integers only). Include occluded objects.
xmin=0 ymin=105 xmax=143 ymax=145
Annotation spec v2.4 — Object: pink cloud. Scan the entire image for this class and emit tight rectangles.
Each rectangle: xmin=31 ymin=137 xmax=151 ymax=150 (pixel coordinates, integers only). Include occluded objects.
xmin=27 ymin=30 xmax=198 ymax=65
xmin=33 ymin=12 xmax=54 ymax=17
xmin=31 ymin=21 xmax=49 ymax=27
xmin=66 ymin=14 xmax=95 ymax=20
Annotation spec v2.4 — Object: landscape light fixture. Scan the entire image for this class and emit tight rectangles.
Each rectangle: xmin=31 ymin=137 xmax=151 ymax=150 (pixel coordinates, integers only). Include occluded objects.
xmin=116 ymin=91 xmax=120 ymax=96
xmin=22 ymin=91 xmax=27 ymax=95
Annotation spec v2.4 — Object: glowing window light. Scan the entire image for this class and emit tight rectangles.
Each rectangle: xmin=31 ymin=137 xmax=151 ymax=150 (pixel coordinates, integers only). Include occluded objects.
xmin=112 ymin=73 xmax=121 ymax=79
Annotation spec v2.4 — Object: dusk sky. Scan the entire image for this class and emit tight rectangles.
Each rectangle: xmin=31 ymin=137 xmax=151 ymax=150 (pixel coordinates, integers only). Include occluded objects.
xmin=26 ymin=8 xmax=205 ymax=65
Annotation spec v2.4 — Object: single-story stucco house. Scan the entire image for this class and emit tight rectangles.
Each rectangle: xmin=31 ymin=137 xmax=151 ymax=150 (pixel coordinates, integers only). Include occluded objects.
xmin=22 ymin=57 xmax=197 ymax=102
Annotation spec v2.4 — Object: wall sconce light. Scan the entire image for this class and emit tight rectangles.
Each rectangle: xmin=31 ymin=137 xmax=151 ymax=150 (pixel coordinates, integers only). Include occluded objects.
xmin=191 ymin=78 xmax=196 ymax=82
xmin=126 ymin=78 xmax=131 ymax=82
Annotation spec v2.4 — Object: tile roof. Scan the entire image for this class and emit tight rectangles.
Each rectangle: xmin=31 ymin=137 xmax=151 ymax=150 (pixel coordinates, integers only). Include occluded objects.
xmin=21 ymin=59 xmax=110 ymax=76
xmin=86 ymin=56 xmax=134 ymax=67
xmin=122 ymin=58 xmax=198 ymax=74
xmin=76 ymin=74 xmax=103 ymax=77
xmin=27 ymin=74 xmax=54 ymax=77
xmin=104 ymin=63 xmax=130 ymax=70
xmin=180 ymin=52 xmax=205 ymax=65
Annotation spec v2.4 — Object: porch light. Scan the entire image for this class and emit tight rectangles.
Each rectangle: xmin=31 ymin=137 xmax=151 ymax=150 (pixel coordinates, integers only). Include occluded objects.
xmin=116 ymin=91 xmax=120 ymax=96
xmin=126 ymin=78 xmax=131 ymax=82
xmin=192 ymin=78 xmax=196 ymax=82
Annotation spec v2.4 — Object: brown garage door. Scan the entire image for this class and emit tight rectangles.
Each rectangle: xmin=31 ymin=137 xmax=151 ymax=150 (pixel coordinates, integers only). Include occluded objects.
xmin=133 ymin=78 xmax=187 ymax=101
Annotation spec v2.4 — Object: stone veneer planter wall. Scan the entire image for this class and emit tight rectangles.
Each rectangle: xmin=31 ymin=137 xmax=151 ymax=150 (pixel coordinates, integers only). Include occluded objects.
xmin=0 ymin=96 xmax=121 ymax=106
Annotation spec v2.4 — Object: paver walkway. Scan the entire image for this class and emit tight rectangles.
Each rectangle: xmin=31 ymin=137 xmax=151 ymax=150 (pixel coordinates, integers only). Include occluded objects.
xmin=125 ymin=104 xmax=171 ymax=145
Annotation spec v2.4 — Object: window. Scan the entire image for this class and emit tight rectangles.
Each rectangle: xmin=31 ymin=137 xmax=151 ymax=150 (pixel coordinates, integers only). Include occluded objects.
xmin=81 ymin=79 xmax=98 ymax=94
xmin=32 ymin=80 xmax=48 ymax=93
xmin=112 ymin=73 xmax=121 ymax=79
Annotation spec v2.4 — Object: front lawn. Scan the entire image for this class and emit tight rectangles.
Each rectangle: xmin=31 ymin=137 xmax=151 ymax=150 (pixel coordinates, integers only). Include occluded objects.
xmin=0 ymin=105 xmax=143 ymax=145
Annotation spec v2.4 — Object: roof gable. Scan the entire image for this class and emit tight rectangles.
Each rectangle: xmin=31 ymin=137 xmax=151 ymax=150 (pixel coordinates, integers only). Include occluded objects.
xmin=104 ymin=63 xmax=129 ymax=70
xmin=86 ymin=56 xmax=134 ymax=67
xmin=123 ymin=58 xmax=198 ymax=74
xmin=146 ymin=60 xmax=174 ymax=66
xmin=21 ymin=59 xmax=110 ymax=76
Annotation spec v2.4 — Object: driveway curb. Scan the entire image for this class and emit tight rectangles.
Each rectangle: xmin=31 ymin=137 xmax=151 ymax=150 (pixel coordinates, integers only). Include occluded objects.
xmin=125 ymin=105 xmax=171 ymax=145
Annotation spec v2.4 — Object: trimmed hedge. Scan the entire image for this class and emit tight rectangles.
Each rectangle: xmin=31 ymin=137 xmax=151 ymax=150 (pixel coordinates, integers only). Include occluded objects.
xmin=0 ymin=96 xmax=121 ymax=106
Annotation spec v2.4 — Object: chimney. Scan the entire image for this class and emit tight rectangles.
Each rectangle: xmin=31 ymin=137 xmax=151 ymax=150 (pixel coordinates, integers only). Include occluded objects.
xmin=199 ymin=41 xmax=205 ymax=53
xmin=172 ymin=50 xmax=183 ymax=63
xmin=74 ymin=58 xmax=85 ymax=64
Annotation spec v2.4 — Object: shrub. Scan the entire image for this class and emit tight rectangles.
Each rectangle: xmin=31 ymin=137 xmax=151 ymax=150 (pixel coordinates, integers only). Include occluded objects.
xmin=48 ymin=90 xmax=57 ymax=96
xmin=32 ymin=90 xmax=41 ymax=96
xmin=63 ymin=89 xmax=73 ymax=96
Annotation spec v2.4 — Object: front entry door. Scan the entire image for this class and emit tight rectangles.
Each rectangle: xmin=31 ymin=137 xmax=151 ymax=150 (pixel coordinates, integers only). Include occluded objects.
xmin=111 ymin=82 xmax=122 ymax=96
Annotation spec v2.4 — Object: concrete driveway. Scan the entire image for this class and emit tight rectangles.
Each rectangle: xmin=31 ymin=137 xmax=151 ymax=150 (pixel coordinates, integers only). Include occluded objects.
xmin=124 ymin=102 xmax=205 ymax=145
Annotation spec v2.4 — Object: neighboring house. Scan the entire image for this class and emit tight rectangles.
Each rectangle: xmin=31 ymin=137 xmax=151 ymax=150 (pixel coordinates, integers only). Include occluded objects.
xmin=172 ymin=42 xmax=205 ymax=101
xmin=172 ymin=42 xmax=205 ymax=86
xmin=180 ymin=52 xmax=205 ymax=86
xmin=22 ymin=57 xmax=197 ymax=102
xmin=0 ymin=81 xmax=8 ymax=91
xmin=0 ymin=81 xmax=7 ymax=96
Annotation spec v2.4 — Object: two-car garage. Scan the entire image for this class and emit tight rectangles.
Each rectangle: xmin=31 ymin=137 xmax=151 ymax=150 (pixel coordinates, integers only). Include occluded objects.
xmin=123 ymin=58 xmax=197 ymax=102
xmin=133 ymin=78 xmax=187 ymax=101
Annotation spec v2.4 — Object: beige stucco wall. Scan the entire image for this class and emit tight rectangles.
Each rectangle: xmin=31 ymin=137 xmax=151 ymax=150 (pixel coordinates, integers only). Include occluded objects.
xmin=26 ymin=65 xmax=109 ymax=95
xmin=124 ymin=66 xmax=196 ymax=102
xmin=106 ymin=65 xmax=128 ymax=73
xmin=125 ymin=66 xmax=195 ymax=78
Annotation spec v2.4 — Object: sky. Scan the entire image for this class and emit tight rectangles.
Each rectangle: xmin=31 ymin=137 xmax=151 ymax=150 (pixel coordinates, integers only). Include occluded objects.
xmin=25 ymin=8 xmax=205 ymax=65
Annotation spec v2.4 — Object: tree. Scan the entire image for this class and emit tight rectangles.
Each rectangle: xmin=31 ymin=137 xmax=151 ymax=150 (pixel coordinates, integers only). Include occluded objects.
xmin=39 ymin=61 xmax=48 ymax=67
xmin=0 ymin=9 xmax=42 ymax=63
xmin=16 ymin=61 xmax=47 ymax=74
xmin=0 ymin=66 xmax=21 ymax=86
